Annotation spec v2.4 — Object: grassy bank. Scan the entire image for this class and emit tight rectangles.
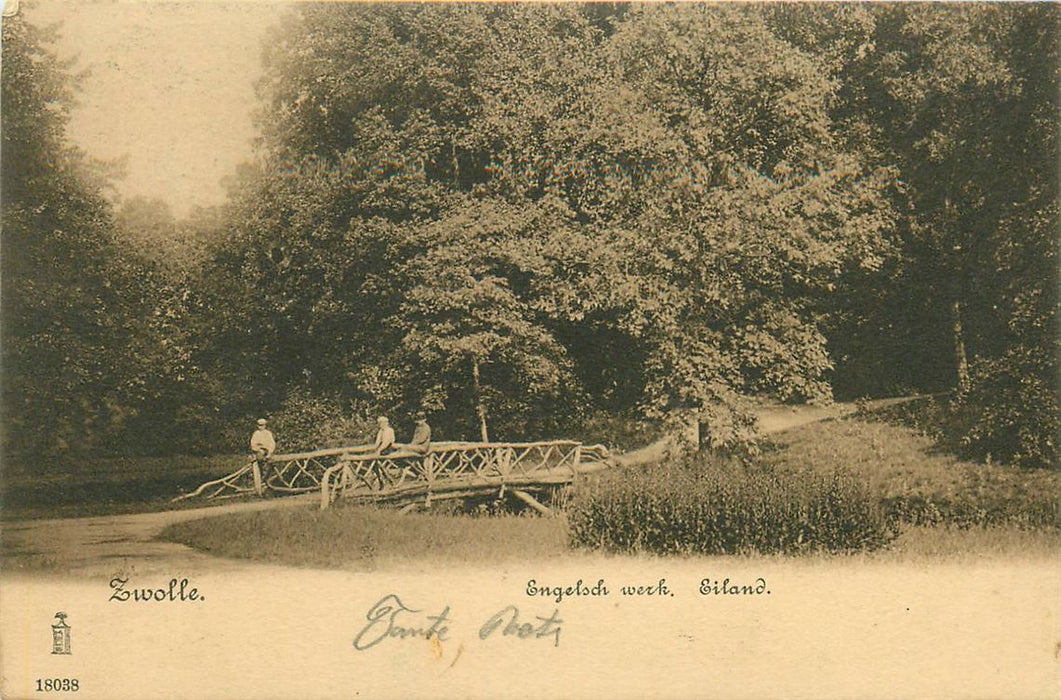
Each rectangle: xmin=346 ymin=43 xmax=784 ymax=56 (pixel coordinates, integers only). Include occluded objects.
xmin=760 ymin=418 xmax=1060 ymax=529
xmin=160 ymin=504 xmax=569 ymax=570
xmin=877 ymin=523 xmax=1061 ymax=561
xmin=159 ymin=504 xmax=1061 ymax=571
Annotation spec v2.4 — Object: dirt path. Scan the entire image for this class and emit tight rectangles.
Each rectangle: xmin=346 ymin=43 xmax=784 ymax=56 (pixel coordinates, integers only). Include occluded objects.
xmin=1 ymin=495 xmax=319 ymax=578
xmin=0 ymin=399 xmax=899 ymax=578
xmin=615 ymin=398 xmax=878 ymax=466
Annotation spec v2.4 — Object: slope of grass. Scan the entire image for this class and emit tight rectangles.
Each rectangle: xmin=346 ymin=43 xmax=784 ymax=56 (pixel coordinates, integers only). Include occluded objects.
xmin=760 ymin=418 xmax=1060 ymax=529
xmin=160 ymin=504 xmax=569 ymax=570
xmin=878 ymin=524 xmax=1061 ymax=561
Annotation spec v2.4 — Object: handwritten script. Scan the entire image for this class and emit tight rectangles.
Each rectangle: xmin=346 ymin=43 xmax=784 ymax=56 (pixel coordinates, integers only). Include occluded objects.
xmin=354 ymin=594 xmax=563 ymax=650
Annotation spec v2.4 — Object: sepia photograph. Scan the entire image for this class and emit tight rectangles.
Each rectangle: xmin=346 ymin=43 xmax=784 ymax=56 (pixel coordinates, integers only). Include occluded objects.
xmin=1 ymin=1 xmax=1058 ymax=698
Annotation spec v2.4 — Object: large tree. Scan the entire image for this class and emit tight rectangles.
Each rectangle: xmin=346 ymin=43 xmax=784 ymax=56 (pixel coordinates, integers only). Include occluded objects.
xmin=775 ymin=3 xmax=1059 ymax=467
xmin=218 ymin=3 xmax=896 ymax=445
xmin=1 ymin=15 xmax=195 ymax=457
xmin=2 ymin=16 xmax=123 ymax=455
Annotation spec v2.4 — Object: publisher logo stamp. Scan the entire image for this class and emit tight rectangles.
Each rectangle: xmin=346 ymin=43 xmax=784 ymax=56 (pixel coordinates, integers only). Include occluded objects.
xmin=50 ymin=612 xmax=71 ymax=655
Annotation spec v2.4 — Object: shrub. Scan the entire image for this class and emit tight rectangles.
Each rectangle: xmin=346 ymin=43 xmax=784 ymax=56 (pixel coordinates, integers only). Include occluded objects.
xmin=958 ymin=349 xmax=1059 ymax=470
xmin=858 ymin=353 xmax=1059 ymax=472
xmin=567 ymin=453 xmax=898 ymax=555
xmin=269 ymin=388 xmax=376 ymax=452
xmin=571 ymin=409 xmax=663 ymax=453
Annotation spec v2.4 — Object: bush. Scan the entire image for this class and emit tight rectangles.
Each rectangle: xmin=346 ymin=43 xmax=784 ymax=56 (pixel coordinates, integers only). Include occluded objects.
xmin=269 ymin=389 xmax=376 ymax=452
xmin=571 ymin=409 xmax=663 ymax=453
xmin=858 ymin=351 xmax=1059 ymax=472
xmin=958 ymin=349 xmax=1059 ymax=470
xmin=567 ymin=453 xmax=898 ymax=555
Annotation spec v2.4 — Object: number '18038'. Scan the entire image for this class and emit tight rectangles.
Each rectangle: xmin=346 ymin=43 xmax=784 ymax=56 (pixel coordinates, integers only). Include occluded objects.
xmin=36 ymin=678 xmax=78 ymax=692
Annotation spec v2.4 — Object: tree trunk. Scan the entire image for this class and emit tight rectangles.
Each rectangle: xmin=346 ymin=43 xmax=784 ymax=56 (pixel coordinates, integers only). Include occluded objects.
xmin=697 ymin=419 xmax=712 ymax=452
xmin=952 ymin=299 xmax=971 ymax=394
xmin=944 ymin=189 xmax=971 ymax=396
xmin=471 ymin=356 xmax=489 ymax=442
xmin=452 ymin=142 xmax=460 ymax=189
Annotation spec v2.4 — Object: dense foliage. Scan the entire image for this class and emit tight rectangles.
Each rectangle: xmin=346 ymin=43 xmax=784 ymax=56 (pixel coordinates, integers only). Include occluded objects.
xmin=2 ymin=17 xmax=148 ymax=456
xmin=567 ymin=454 xmax=898 ymax=554
xmin=778 ymin=4 xmax=1059 ymax=466
xmin=1 ymin=15 xmax=222 ymax=458
xmin=208 ymin=3 xmax=895 ymax=446
xmin=2 ymin=4 xmax=1057 ymax=469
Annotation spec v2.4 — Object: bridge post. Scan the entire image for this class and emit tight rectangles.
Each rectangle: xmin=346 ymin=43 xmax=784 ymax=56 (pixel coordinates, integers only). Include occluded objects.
xmin=498 ymin=447 xmax=513 ymax=498
xmin=320 ymin=464 xmax=334 ymax=510
xmin=424 ymin=454 xmax=435 ymax=507
xmin=251 ymin=459 xmax=264 ymax=496
xmin=498 ymin=447 xmax=512 ymax=476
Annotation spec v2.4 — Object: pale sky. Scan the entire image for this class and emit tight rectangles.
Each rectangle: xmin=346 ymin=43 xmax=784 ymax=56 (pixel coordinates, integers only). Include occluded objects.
xmin=21 ymin=0 xmax=290 ymax=217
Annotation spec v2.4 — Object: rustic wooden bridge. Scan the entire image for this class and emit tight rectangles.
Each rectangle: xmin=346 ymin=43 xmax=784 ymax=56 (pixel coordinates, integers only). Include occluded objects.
xmin=175 ymin=440 xmax=615 ymax=513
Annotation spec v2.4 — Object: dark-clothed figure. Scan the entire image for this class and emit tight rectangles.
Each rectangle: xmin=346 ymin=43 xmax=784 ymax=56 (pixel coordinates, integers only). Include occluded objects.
xmin=410 ymin=414 xmax=432 ymax=455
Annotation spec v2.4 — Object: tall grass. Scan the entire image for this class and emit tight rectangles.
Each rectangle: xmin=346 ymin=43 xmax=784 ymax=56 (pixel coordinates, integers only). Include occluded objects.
xmin=567 ymin=453 xmax=897 ymax=556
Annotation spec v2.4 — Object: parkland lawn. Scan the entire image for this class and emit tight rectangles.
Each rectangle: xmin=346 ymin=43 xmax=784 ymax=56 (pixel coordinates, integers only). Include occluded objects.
xmin=159 ymin=417 xmax=1061 ymax=568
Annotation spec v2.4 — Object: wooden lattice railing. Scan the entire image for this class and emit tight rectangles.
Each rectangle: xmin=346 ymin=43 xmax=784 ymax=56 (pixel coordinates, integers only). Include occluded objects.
xmin=173 ymin=446 xmax=359 ymax=501
xmin=174 ymin=440 xmax=614 ymax=511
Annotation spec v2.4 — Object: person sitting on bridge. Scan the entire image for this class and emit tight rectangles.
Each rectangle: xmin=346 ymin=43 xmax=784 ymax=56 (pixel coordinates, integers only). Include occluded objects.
xmin=373 ymin=416 xmax=396 ymax=455
xmin=370 ymin=416 xmax=398 ymax=489
xmin=409 ymin=413 xmax=432 ymax=455
xmin=249 ymin=418 xmax=276 ymax=496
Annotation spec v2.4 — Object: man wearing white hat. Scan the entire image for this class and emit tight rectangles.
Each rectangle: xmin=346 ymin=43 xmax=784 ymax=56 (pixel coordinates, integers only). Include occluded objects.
xmin=250 ymin=418 xmax=276 ymax=496
xmin=372 ymin=416 xmax=396 ymax=455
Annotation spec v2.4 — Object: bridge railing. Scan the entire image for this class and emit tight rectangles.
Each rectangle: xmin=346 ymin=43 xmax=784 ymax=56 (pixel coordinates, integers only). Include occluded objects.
xmin=172 ymin=444 xmax=372 ymax=501
xmin=319 ymin=440 xmax=603 ymax=509
xmin=176 ymin=440 xmax=613 ymax=506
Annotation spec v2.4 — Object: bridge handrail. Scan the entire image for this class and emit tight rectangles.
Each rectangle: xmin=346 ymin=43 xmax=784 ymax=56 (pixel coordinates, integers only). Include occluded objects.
xmin=273 ymin=439 xmax=584 ymax=463
xmin=177 ymin=439 xmax=612 ymax=505
xmin=316 ymin=445 xmax=449 ymax=509
xmin=269 ymin=445 xmax=373 ymax=461
xmin=318 ymin=439 xmax=605 ymax=509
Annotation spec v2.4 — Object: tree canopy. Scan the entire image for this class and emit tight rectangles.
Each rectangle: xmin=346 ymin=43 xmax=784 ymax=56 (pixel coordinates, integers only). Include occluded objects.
xmin=213 ymin=3 xmax=898 ymax=448
xmin=2 ymin=15 xmax=138 ymax=455
xmin=2 ymin=3 xmax=1056 ymax=467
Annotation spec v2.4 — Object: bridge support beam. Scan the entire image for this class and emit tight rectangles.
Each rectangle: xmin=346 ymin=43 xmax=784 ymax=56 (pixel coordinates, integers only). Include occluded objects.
xmin=510 ymin=489 xmax=553 ymax=517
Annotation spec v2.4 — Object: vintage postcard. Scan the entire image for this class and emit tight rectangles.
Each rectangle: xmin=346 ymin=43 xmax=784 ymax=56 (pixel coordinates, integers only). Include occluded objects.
xmin=2 ymin=2 xmax=1058 ymax=698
